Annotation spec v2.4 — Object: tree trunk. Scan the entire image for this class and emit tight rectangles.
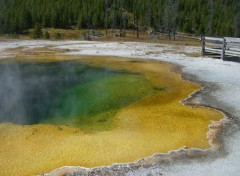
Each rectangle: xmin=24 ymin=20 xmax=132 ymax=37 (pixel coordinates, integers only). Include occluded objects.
xmin=165 ymin=0 xmax=171 ymax=39
xmin=173 ymin=0 xmax=178 ymax=40
xmin=158 ymin=0 xmax=162 ymax=32
xmin=136 ymin=13 xmax=139 ymax=38
xmin=234 ymin=3 xmax=240 ymax=37
xmin=105 ymin=0 xmax=108 ymax=35
xmin=119 ymin=0 xmax=123 ymax=36
xmin=112 ymin=0 xmax=116 ymax=36
xmin=208 ymin=0 xmax=214 ymax=35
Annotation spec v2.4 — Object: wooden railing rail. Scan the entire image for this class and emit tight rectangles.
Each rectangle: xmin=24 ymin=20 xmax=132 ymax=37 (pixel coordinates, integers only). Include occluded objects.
xmin=202 ymin=35 xmax=240 ymax=60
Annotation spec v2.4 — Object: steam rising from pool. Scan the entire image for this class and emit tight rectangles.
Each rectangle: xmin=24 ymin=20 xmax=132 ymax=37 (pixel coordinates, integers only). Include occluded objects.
xmin=0 ymin=62 xmax=26 ymax=124
xmin=0 ymin=60 xmax=155 ymax=130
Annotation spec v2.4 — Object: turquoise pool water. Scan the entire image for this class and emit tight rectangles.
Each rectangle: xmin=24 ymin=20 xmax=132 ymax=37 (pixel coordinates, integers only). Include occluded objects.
xmin=0 ymin=60 xmax=157 ymax=131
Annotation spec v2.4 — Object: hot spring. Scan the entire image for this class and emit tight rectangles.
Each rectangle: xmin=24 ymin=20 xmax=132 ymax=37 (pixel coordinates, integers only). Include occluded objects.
xmin=0 ymin=56 xmax=222 ymax=176
xmin=0 ymin=58 xmax=154 ymax=131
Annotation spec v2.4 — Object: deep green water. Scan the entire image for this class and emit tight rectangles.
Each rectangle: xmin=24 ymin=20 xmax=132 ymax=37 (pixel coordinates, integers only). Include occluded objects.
xmin=0 ymin=59 xmax=158 ymax=130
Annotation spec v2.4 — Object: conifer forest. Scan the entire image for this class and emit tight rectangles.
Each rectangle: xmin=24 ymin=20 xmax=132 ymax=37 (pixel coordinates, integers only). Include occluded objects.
xmin=0 ymin=0 xmax=239 ymax=37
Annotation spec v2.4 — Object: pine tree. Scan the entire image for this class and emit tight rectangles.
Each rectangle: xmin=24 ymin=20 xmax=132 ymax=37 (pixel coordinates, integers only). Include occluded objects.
xmin=0 ymin=0 xmax=239 ymax=37
xmin=31 ymin=23 xmax=42 ymax=39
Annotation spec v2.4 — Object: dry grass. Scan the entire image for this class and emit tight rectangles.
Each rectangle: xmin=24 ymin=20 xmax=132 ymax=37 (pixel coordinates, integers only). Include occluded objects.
xmin=0 ymin=29 xmax=201 ymax=47
xmin=3 ymin=46 xmax=70 ymax=57
xmin=95 ymin=29 xmax=201 ymax=46
xmin=47 ymin=28 xmax=84 ymax=40
xmin=185 ymin=52 xmax=202 ymax=57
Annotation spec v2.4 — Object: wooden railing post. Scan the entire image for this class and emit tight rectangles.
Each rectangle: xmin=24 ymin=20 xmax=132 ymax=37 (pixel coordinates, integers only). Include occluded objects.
xmin=221 ymin=38 xmax=226 ymax=60
xmin=201 ymin=35 xmax=205 ymax=56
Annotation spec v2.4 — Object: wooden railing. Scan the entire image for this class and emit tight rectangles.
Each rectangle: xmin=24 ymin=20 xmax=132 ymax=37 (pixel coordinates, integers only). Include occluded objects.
xmin=201 ymin=35 xmax=240 ymax=60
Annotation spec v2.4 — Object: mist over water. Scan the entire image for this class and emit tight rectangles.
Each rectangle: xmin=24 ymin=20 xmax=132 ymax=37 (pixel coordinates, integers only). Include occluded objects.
xmin=0 ymin=61 xmax=26 ymax=124
xmin=0 ymin=59 xmax=155 ymax=129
